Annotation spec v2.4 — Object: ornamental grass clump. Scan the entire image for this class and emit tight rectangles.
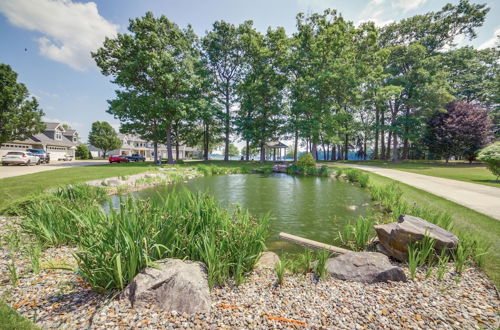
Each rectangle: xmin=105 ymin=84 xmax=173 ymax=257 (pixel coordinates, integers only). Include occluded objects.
xmin=337 ymin=216 xmax=375 ymax=251
xmin=24 ymin=189 xmax=269 ymax=291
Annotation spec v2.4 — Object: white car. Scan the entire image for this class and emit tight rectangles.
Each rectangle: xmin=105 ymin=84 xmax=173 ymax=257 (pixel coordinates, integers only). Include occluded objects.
xmin=1 ymin=151 xmax=41 ymax=166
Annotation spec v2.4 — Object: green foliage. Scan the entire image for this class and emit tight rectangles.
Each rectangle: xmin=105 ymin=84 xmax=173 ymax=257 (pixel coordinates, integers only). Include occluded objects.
xmin=436 ymin=249 xmax=450 ymax=281
xmin=88 ymin=121 xmax=121 ymax=158
xmin=75 ymin=144 xmax=91 ymax=160
xmin=28 ymin=243 xmax=42 ymax=274
xmin=0 ymin=63 xmax=45 ymax=145
xmin=297 ymin=153 xmax=316 ymax=169
xmin=225 ymin=143 xmax=239 ymax=157
xmin=7 ymin=262 xmax=18 ymax=287
xmin=274 ymin=260 xmax=286 ymax=285
xmin=314 ymin=249 xmax=330 ymax=280
xmin=478 ymin=142 xmax=500 ymax=181
xmin=407 ymin=242 xmax=419 ymax=280
xmin=23 ymin=189 xmax=268 ymax=291
xmin=337 ymin=217 xmax=375 ymax=251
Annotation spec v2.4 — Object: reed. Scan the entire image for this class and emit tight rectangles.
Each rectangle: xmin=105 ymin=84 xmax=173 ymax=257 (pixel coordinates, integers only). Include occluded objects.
xmin=275 ymin=260 xmax=286 ymax=285
xmin=314 ymin=249 xmax=330 ymax=280
xmin=337 ymin=217 xmax=375 ymax=251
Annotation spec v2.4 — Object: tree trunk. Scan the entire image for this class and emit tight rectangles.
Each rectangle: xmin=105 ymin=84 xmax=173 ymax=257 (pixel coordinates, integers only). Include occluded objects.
xmin=153 ymin=142 xmax=158 ymax=164
xmin=380 ymin=110 xmax=385 ymax=160
xmin=402 ymin=106 xmax=410 ymax=160
xmin=386 ymin=131 xmax=392 ymax=160
xmin=175 ymin=140 xmax=180 ymax=161
xmin=322 ymin=141 xmax=327 ymax=161
xmin=166 ymin=123 xmax=174 ymax=164
xmin=260 ymin=141 xmax=265 ymax=163
xmin=374 ymin=107 xmax=379 ymax=159
xmin=344 ymin=134 xmax=349 ymax=160
xmin=392 ymin=133 xmax=398 ymax=162
xmin=364 ymin=139 xmax=367 ymax=160
xmin=224 ymin=87 xmax=230 ymax=162
xmin=331 ymin=145 xmax=336 ymax=161
xmin=311 ymin=142 xmax=318 ymax=160
xmin=293 ymin=129 xmax=298 ymax=162
xmin=245 ymin=140 xmax=250 ymax=161
xmin=203 ymin=122 xmax=209 ymax=161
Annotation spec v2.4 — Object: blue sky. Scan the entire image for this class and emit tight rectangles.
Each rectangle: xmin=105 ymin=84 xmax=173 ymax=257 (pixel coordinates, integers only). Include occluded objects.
xmin=0 ymin=0 xmax=498 ymax=142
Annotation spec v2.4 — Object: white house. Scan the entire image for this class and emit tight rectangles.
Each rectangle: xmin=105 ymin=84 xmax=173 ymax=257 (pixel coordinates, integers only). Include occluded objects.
xmin=89 ymin=134 xmax=199 ymax=160
xmin=0 ymin=122 xmax=79 ymax=160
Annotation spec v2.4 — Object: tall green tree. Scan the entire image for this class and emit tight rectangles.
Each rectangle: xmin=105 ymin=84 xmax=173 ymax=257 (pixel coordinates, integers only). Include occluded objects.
xmin=88 ymin=121 xmax=122 ymax=158
xmin=93 ymin=12 xmax=198 ymax=164
xmin=0 ymin=63 xmax=44 ymax=145
xmin=202 ymin=21 xmax=249 ymax=162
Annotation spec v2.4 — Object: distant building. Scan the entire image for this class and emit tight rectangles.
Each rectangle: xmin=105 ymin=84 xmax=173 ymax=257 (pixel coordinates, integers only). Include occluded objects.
xmin=89 ymin=134 xmax=199 ymax=160
xmin=0 ymin=122 xmax=79 ymax=160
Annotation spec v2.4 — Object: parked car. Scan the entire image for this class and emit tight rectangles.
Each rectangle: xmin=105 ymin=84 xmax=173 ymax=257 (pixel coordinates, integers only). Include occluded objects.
xmin=2 ymin=151 xmax=40 ymax=166
xmin=108 ymin=155 xmax=130 ymax=163
xmin=27 ymin=148 xmax=50 ymax=163
xmin=58 ymin=154 xmax=73 ymax=161
xmin=126 ymin=154 xmax=146 ymax=162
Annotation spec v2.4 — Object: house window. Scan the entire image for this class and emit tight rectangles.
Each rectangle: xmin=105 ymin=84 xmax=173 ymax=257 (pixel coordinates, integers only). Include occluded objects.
xmin=55 ymin=131 xmax=62 ymax=140
xmin=73 ymin=136 xmax=77 ymax=142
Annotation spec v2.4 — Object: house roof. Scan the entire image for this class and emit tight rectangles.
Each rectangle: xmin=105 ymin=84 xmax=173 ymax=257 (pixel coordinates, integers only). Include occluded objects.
xmin=44 ymin=122 xmax=63 ymax=131
xmin=63 ymin=129 xmax=78 ymax=136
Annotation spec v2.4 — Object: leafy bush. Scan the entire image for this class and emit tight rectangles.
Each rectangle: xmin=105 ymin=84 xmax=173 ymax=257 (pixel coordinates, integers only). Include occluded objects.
xmin=478 ymin=142 xmax=500 ymax=181
xmin=297 ymin=153 xmax=316 ymax=169
xmin=75 ymin=144 xmax=91 ymax=160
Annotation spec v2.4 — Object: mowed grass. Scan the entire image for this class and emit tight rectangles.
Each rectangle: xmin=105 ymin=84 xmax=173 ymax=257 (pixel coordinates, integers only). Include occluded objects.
xmin=330 ymin=164 xmax=500 ymax=286
xmin=0 ymin=300 xmax=38 ymax=330
xmin=336 ymin=160 xmax=500 ymax=188
xmin=0 ymin=160 xmax=269 ymax=212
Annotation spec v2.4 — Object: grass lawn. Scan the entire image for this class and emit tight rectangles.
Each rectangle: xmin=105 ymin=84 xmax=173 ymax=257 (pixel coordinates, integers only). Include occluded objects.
xmin=329 ymin=164 xmax=500 ymax=287
xmin=335 ymin=160 xmax=500 ymax=188
xmin=0 ymin=300 xmax=38 ymax=330
xmin=0 ymin=160 xmax=269 ymax=211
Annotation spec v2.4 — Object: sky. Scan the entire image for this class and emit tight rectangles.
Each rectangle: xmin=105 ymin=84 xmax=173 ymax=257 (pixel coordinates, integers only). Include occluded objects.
xmin=0 ymin=0 xmax=499 ymax=143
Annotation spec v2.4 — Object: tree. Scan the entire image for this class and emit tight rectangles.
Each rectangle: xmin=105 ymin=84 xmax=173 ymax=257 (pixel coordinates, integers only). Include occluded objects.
xmin=241 ymin=145 xmax=257 ymax=157
xmin=225 ymin=143 xmax=239 ymax=157
xmin=425 ymin=102 xmax=493 ymax=163
xmin=93 ymin=12 xmax=198 ymax=164
xmin=478 ymin=142 xmax=500 ymax=181
xmin=88 ymin=121 xmax=122 ymax=158
xmin=0 ymin=63 xmax=45 ymax=145
xmin=203 ymin=21 xmax=249 ymax=162
xmin=75 ymin=144 xmax=91 ymax=160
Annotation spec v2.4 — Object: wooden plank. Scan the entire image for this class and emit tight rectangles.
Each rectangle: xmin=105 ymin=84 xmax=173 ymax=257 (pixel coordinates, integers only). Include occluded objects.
xmin=279 ymin=232 xmax=350 ymax=254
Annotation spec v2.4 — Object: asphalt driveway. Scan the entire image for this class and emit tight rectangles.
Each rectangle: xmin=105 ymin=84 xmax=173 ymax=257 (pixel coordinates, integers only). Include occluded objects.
xmin=0 ymin=160 xmax=108 ymax=179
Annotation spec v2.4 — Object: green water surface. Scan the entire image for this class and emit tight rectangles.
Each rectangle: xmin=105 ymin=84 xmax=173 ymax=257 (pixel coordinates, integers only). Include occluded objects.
xmin=131 ymin=173 xmax=373 ymax=253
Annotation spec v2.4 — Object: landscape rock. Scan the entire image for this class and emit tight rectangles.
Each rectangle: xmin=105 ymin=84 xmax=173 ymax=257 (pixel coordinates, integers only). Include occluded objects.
xmin=374 ymin=214 xmax=459 ymax=261
xmin=255 ymin=251 xmax=280 ymax=269
xmin=121 ymin=258 xmax=210 ymax=314
xmin=326 ymin=252 xmax=406 ymax=283
xmin=272 ymin=164 xmax=288 ymax=173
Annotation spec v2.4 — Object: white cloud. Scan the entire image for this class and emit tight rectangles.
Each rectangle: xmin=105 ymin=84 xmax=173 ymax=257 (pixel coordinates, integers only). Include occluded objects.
xmin=0 ymin=0 xmax=118 ymax=71
xmin=478 ymin=27 xmax=500 ymax=49
xmin=393 ymin=0 xmax=427 ymax=12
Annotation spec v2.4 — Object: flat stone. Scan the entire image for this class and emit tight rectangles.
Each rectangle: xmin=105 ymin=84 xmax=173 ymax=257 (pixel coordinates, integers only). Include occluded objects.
xmin=326 ymin=252 xmax=406 ymax=283
xmin=374 ymin=214 xmax=459 ymax=261
xmin=121 ymin=258 xmax=210 ymax=314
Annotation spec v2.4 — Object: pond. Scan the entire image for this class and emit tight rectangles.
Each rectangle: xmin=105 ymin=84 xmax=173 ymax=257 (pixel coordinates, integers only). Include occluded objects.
xmin=114 ymin=173 xmax=373 ymax=253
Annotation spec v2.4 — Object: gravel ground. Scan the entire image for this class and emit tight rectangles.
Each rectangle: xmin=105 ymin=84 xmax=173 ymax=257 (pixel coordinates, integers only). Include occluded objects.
xmin=1 ymin=217 xmax=499 ymax=329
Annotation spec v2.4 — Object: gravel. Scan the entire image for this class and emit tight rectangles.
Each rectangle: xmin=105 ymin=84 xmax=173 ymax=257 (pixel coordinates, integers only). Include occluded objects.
xmin=1 ymin=216 xmax=499 ymax=329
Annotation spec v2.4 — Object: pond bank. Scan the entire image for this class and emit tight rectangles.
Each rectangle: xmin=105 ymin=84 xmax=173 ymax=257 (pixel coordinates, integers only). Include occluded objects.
xmin=0 ymin=221 xmax=498 ymax=329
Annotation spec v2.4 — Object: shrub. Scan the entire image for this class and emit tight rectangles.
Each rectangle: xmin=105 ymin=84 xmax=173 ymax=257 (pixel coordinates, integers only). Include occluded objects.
xmin=477 ymin=142 xmax=500 ymax=181
xmin=297 ymin=153 xmax=316 ymax=169
xmin=75 ymin=144 xmax=91 ymax=160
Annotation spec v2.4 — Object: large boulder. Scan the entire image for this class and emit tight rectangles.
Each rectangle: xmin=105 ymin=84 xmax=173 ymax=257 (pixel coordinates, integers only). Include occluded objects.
xmin=326 ymin=252 xmax=406 ymax=283
xmin=374 ymin=214 xmax=459 ymax=261
xmin=121 ymin=258 xmax=210 ymax=314
xmin=255 ymin=251 xmax=281 ymax=270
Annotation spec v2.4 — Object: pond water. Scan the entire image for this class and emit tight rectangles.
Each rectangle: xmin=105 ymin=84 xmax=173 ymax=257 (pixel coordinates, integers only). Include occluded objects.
xmin=114 ymin=173 xmax=373 ymax=253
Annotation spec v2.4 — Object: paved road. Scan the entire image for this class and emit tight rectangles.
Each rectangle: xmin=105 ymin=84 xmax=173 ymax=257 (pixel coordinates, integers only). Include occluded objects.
xmin=342 ymin=163 xmax=500 ymax=220
xmin=0 ymin=160 xmax=108 ymax=179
